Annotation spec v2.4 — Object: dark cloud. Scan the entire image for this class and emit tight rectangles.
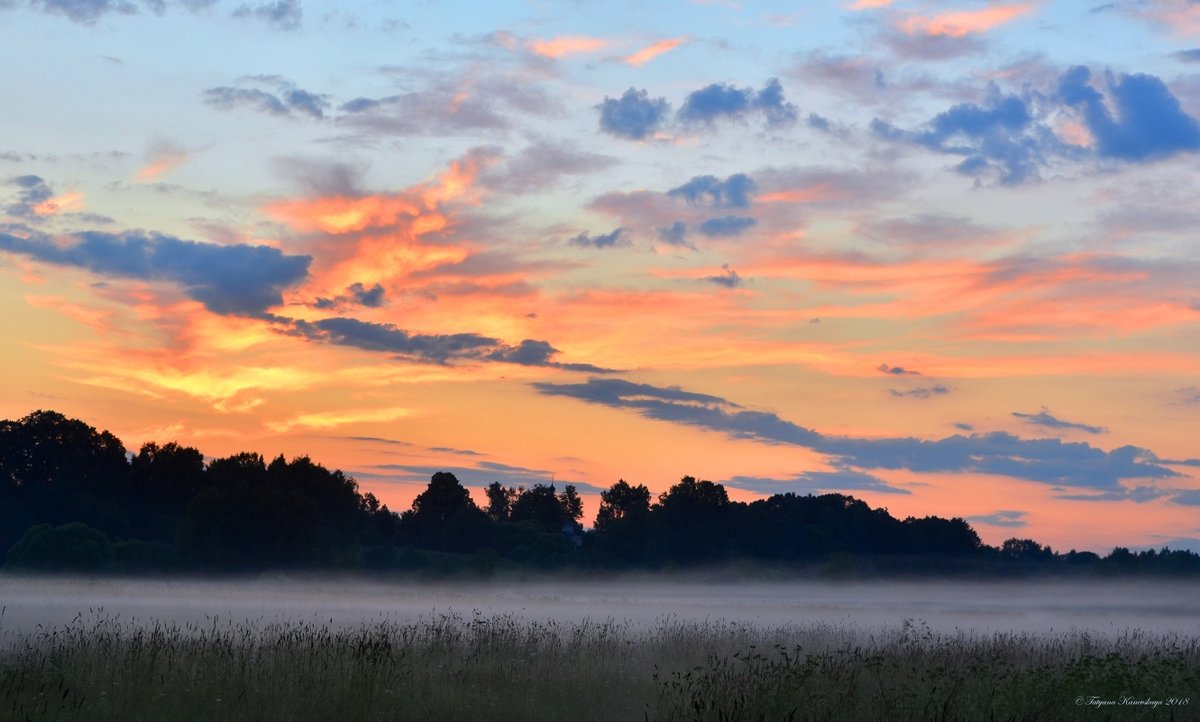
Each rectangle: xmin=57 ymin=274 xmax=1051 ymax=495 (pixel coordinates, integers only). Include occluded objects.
xmin=1059 ymin=65 xmax=1200 ymax=161
xmin=4 ymin=175 xmax=54 ymax=220
xmin=231 ymin=0 xmax=300 ymax=30
xmin=677 ymin=77 xmax=797 ymax=127
xmin=1174 ymin=49 xmax=1200 ymax=63
xmin=204 ymin=77 xmax=329 ymax=118
xmin=533 ymin=377 xmax=1179 ymax=490
xmin=294 ymin=316 xmax=614 ymax=372
xmin=871 ymin=86 xmax=1051 ymax=184
xmin=428 ymin=446 xmax=483 ymax=457
xmin=364 ymin=462 xmax=607 ymax=495
xmin=0 ymin=226 xmax=310 ymax=316
xmin=874 ymin=66 xmax=1200 ymax=184
xmin=656 ymin=220 xmax=690 ymax=247
xmin=667 ymin=173 xmax=756 ymax=208
xmin=313 ymin=282 xmax=385 ymax=310
xmin=293 ymin=316 xmax=499 ymax=364
xmin=725 ymin=468 xmax=911 ymax=496
xmin=205 ymin=88 xmax=289 ymax=115
xmin=964 ymin=510 xmax=1028 ymax=528
xmin=1056 ymin=485 xmax=1170 ymax=503
xmin=889 ymin=385 xmax=949 ymax=399
xmin=703 ymin=263 xmax=742 ymax=288
xmin=820 ymin=434 xmax=1175 ymax=489
xmin=30 ymin=0 xmax=137 ymax=24
xmin=806 ymin=113 xmax=833 ymax=132
xmin=696 ymin=215 xmax=756 ymax=237
xmin=531 ymin=378 xmax=823 ymax=447
xmin=1138 ymin=536 xmax=1200 ymax=553
xmin=596 ymin=88 xmax=670 ymax=140
xmin=878 ymin=363 xmax=921 ymax=376
xmin=954 ymin=422 xmax=974 ymax=432
xmin=569 ymin=227 xmax=630 ymax=249
xmin=1172 ymin=490 xmax=1200 ymax=506
xmin=345 ymin=435 xmax=412 ymax=447
xmin=1012 ymin=407 xmax=1106 ymax=434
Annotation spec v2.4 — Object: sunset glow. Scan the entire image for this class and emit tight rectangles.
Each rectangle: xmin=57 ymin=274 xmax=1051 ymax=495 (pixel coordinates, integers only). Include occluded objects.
xmin=1 ymin=0 xmax=1198 ymax=555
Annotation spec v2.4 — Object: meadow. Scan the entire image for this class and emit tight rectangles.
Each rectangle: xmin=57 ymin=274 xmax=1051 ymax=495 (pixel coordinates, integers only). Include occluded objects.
xmin=2 ymin=578 xmax=1198 ymax=721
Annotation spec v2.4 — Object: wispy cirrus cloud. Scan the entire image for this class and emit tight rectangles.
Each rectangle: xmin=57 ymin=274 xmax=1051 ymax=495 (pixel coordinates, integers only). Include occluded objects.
xmin=568 ymin=227 xmax=631 ymax=249
xmin=622 ymin=37 xmax=688 ymax=67
xmin=204 ymin=76 xmax=329 ymax=118
xmin=1012 ymin=407 xmax=1106 ymax=435
xmin=527 ymin=35 xmax=609 ymax=59
xmin=725 ymin=467 xmax=911 ymax=495
xmin=965 ymin=510 xmax=1028 ymax=528
xmin=897 ymin=3 xmax=1034 ymax=38
xmin=136 ymin=140 xmax=189 ymax=182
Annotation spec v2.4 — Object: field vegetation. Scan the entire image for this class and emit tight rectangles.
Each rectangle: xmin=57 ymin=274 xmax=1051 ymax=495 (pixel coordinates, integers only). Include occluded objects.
xmin=2 ymin=611 xmax=1197 ymax=721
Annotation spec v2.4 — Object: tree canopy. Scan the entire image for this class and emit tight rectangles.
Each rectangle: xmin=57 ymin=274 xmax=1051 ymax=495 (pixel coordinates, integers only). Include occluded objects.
xmin=1 ymin=409 xmax=1195 ymax=577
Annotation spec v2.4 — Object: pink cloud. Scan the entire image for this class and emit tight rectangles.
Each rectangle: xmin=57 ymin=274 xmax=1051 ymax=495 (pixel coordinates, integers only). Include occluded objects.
xmin=622 ymin=37 xmax=688 ymax=67
xmin=899 ymin=3 xmax=1034 ymax=37
xmin=528 ymin=35 xmax=609 ymax=59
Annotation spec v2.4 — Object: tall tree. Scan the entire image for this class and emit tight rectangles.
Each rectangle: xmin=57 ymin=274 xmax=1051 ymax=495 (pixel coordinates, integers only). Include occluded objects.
xmin=402 ymin=472 xmax=489 ymax=551
xmin=595 ymin=480 xmax=650 ymax=532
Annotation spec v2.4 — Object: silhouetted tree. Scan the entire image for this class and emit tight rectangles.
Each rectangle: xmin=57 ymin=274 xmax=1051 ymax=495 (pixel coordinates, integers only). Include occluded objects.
xmin=1001 ymin=538 xmax=1054 ymax=563
xmin=902 ymin=516 xmax=983 ymax=557
xmin=131 ymin=441 xmax=206 ymax=510
xmin=593 ymin=480 xmax=652 ymax=563
xmin=485 ymin=481 xmax=521 ymax=523
xmin=206 ymin=452 xmax=268 ymax=488
xmin=596 ymin=480 xmax=650 ymax=531
xmin=510 ymin=484 xmax=578 ymax=533
xmin=653 ymin=476 xmax=732 ymax=563
xmin=401 ymin=472 xmax=489 ymax=552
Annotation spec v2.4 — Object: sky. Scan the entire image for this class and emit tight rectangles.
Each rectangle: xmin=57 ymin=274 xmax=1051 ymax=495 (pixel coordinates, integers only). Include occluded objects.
xmin=1 ymin=0 xmax=1199 ymax=554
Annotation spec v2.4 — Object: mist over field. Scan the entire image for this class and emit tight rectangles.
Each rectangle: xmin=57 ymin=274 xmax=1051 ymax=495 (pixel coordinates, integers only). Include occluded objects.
xmin=4 ymin=576 xmax=1199 ymax=638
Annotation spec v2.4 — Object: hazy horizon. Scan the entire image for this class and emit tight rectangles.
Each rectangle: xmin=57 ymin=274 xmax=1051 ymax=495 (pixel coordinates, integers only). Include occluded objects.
xmin=4 ymin=575 xmax=1199 ymax=639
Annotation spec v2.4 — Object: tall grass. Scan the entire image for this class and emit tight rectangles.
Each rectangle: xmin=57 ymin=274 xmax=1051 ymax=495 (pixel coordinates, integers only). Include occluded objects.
xmin=2 ymin=610 xmax=1197 ymax=721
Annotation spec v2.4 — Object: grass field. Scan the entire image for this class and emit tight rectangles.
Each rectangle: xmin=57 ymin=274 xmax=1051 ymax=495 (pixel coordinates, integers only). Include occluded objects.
xmin=2 ymin=610 xmax=1198 ymax=721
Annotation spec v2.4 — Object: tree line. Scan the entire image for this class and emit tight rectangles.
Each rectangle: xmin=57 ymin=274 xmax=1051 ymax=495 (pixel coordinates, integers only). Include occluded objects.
xmin=2 ymin=410 xmax=1197 ymax=576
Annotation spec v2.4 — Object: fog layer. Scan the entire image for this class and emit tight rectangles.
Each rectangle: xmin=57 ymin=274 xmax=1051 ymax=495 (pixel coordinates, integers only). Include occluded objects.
xmin=2 ymin=576 xmax=1197 ymax=637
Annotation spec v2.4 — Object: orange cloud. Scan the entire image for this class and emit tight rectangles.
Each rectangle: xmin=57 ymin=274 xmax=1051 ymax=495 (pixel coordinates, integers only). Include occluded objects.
xmin=264 ymin=152 xmax=493 ymax=293
xmin=136 ymin=142 xmax=189 ymax=182
xmin=32 ymin=191 xmax=84 ymax=216
xmin=622 ymin=37 xmax=688 ymax=67
xmin=900 ymin=3 xmax=1034 ymax=37
xmin=266 ymin=195 xmax=423 ymax=235
xmin=758 ymin=184 xmax=845 ymax=204
xmin=528 ymin=35 xmax=610 ymax=59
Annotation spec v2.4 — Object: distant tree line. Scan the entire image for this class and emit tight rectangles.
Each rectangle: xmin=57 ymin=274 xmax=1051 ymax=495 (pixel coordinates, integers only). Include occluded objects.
xmin=2 ymin=410 xmax=1197 ymax=577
